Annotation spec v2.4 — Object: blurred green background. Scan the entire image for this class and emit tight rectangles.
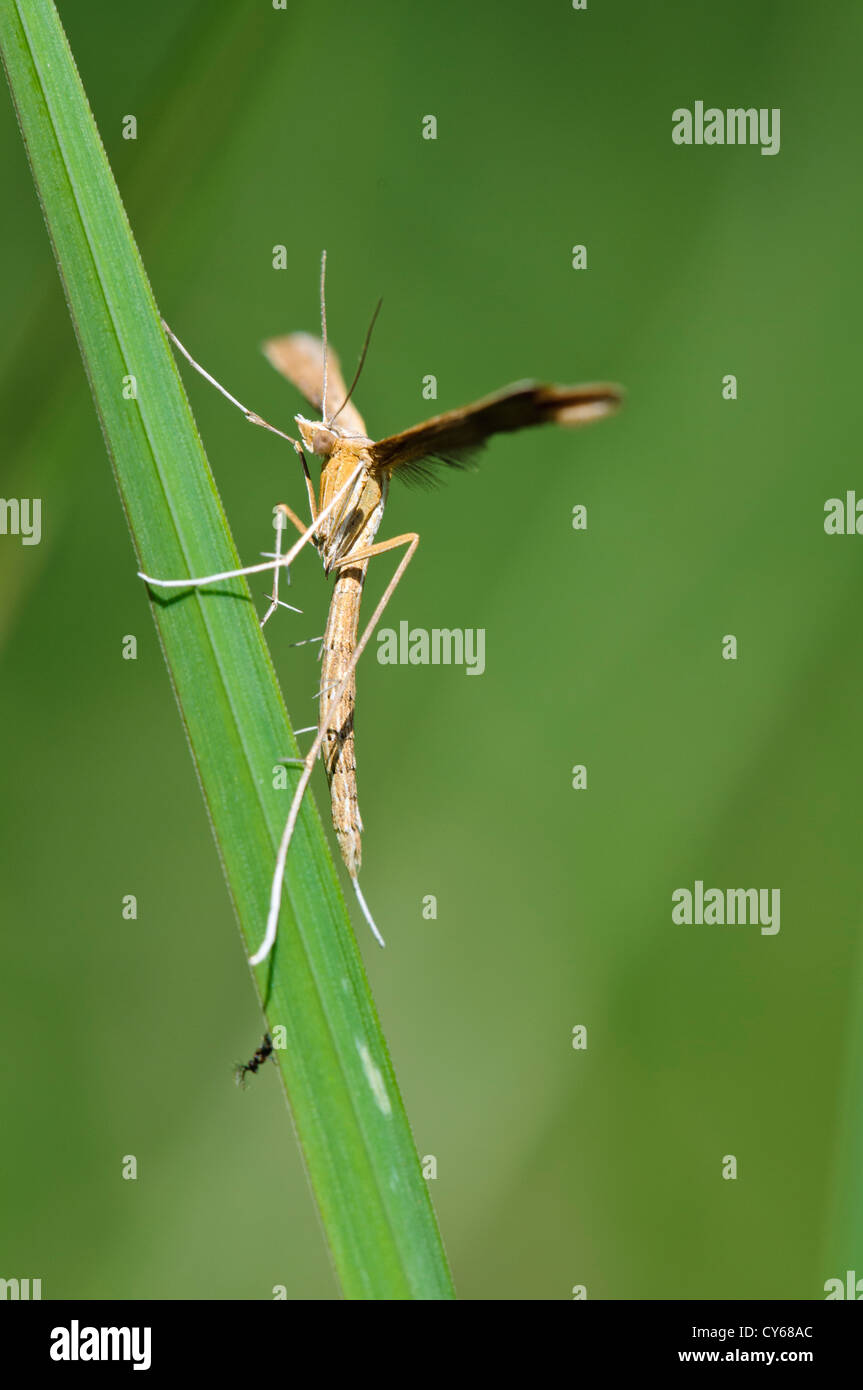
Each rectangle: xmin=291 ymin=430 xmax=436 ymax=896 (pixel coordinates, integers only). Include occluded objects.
xmin=2 ymin=0 xmax=862 ymax=1300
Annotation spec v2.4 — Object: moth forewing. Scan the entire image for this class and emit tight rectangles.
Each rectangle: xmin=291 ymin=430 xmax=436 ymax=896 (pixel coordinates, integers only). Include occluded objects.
xmin=263 ymin=332 xmax=368 ymax=441
xmin=370 ymin=381 xmax=623 ymax=476
xmin=551 ymin=392 xmax=621 ymax=426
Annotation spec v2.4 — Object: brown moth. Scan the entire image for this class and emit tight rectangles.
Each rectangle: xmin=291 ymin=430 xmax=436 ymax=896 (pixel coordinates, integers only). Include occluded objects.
xmin=140 ymin=258 xmax=623 ymax=964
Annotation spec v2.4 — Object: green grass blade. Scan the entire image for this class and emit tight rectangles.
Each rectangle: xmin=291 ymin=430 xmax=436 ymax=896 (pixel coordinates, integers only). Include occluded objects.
xmin=0 ymin=0 xmax=454 ymax=1300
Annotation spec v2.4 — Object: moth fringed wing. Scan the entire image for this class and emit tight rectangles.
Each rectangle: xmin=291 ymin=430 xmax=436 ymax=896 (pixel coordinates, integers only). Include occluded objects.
xmin=370 ymin=381 xmax=623 ymax=484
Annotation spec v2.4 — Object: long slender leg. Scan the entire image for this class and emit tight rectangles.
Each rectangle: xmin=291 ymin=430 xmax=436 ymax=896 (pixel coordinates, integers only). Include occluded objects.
xmin=138 ymin=463 xmax=363 ymax=590
xmin=261 ymin=504 xmax=309 ymax=628
xmin=163 ymin=320 xmax=318 ymax=521
xmin=250 ymin=532 xmax=419 ymax=966
xmin=164 ymin=319 xmax=302 ymax=453
xmin=261 ymin=510 xmax=288 ymax=629
xmin=270 ymin=501 xmax=308 ymax=536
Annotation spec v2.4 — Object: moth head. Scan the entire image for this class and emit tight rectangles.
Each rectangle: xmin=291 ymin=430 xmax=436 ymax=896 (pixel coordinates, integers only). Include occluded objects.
xmin=296 ymin=415 xmax=338 ymax=458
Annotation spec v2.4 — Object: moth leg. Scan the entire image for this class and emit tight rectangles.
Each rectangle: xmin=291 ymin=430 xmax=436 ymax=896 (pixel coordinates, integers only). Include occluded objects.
xmin=271 ymin=501 xmax=308 ymax=536
xmin=249 ymin=532 xmax=420 ymax=966
xmin=260 ymin=504 xmax=309 ymax=629
xmin=138 ymin=463 xmax=363 ymax=591
xmin=162 ymin=319 xmax=317 ymax=521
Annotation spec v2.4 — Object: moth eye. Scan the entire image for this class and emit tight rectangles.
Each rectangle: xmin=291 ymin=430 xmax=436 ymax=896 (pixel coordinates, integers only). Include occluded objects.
xmin=313 ymin=427 xmax=337 ymax=456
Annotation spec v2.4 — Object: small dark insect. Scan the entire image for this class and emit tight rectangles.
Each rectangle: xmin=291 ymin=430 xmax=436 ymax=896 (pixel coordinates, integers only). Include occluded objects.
xmin=235 ymin=1032 xmax=274 ymax=1088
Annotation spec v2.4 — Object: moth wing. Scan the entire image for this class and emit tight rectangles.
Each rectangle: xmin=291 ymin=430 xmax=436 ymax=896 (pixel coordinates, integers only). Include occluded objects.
xmin=369 ymin=381 xmax=622 ymax=486
xmin=262 ymin=332 xmax=368 ymax=437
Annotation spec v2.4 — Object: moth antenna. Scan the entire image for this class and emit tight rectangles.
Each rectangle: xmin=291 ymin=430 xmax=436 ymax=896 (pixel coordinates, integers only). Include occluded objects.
xmin=350 ymin=875 xmax=386 ymax=948
xmin=328 ymin=298 xmax=383 ymax=427
xmin=319 ymin=249 xmax=329 ymax=423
